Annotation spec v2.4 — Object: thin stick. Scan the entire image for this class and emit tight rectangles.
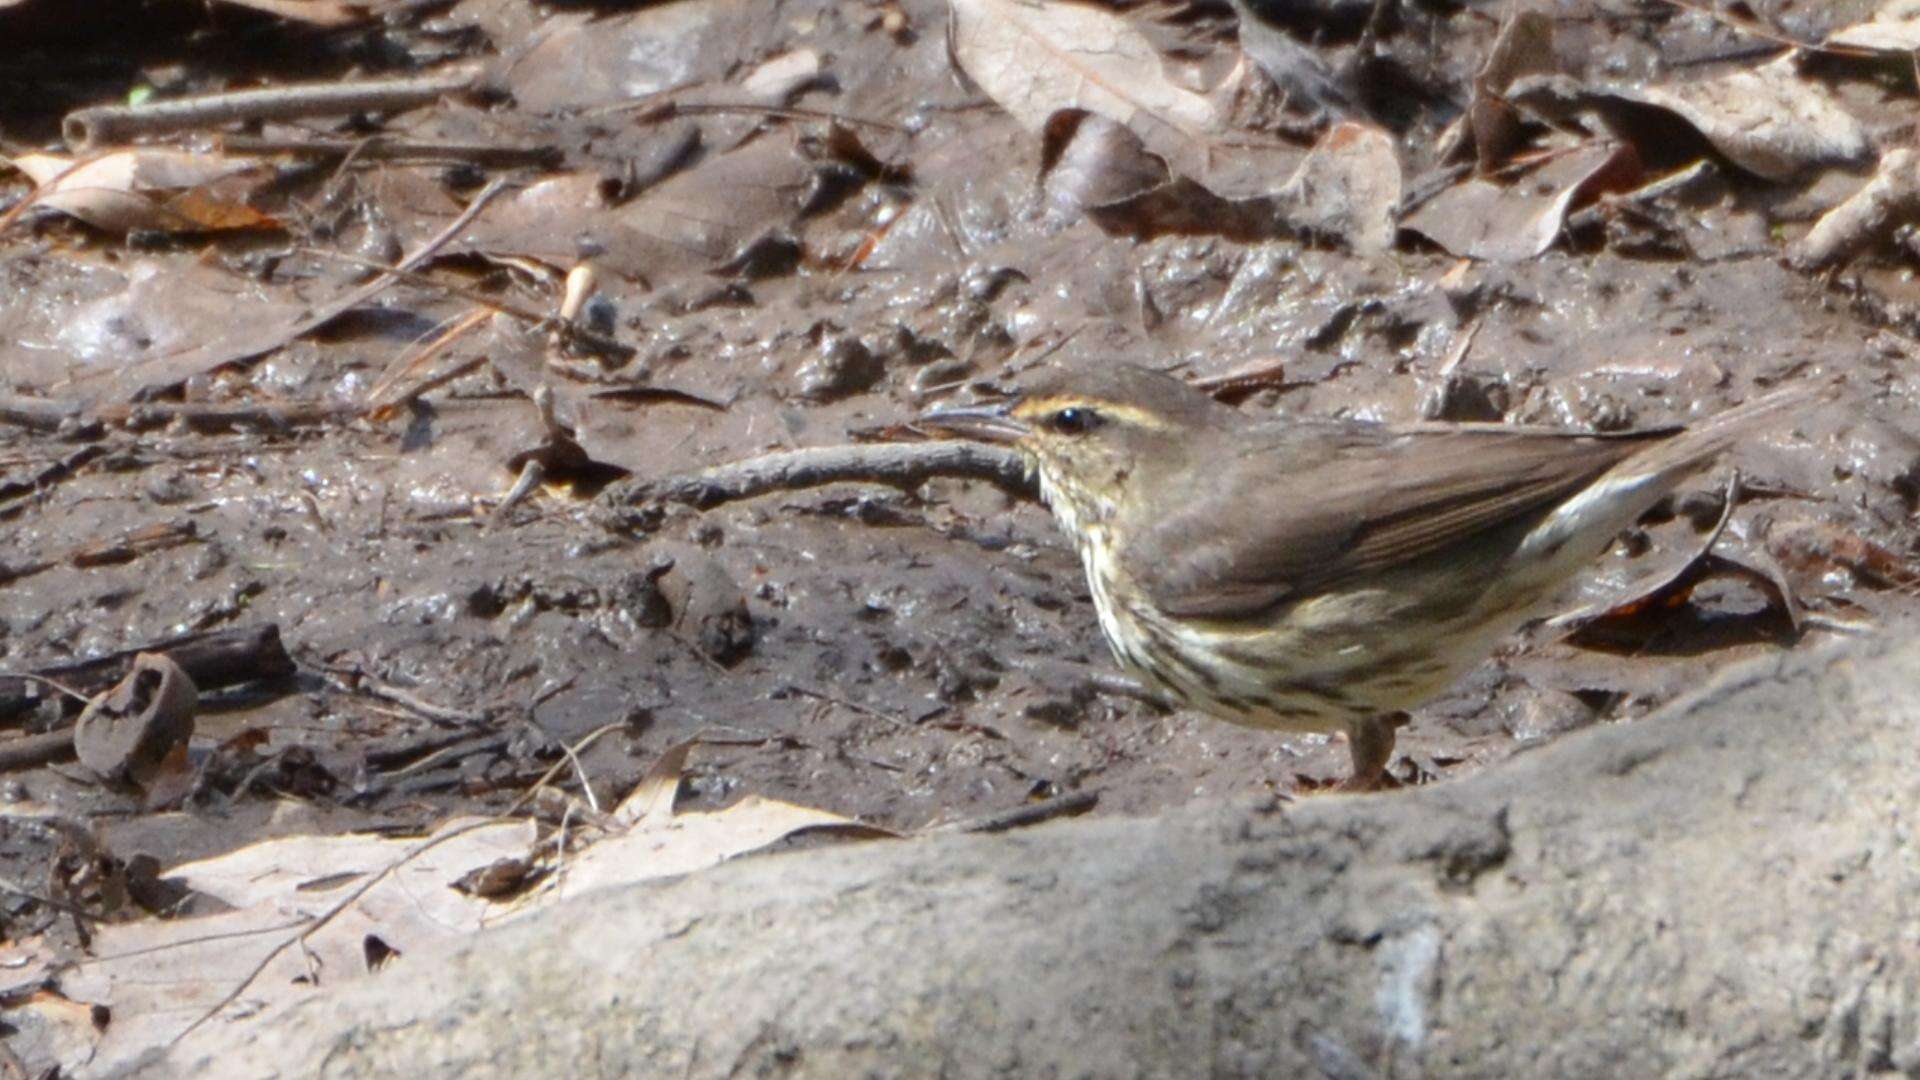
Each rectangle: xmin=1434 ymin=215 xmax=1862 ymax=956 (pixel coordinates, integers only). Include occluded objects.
xmin=3 ymin=672 xmax=94 ymax=705
xmin=216 ymin=134 xmax=559 ymax=168
xmin=365 ymin=307 xmax=492 ymax=418
xmin=945 ymin=790 xmax=1100 ymax=833
xmin=300 ymin=248 xmax=635 ymax=366
xmin=354 ymin=678 xmax=487 ymax=728
xmin=486 ymin=459 xmax=547 ymax=531
xmin=599 ymin=441 xmax=1035 ymax=517
xmin=66 ymin=65 xmax=482 ymax=147
xmin=628 ymin=100 xmax=906 ymax=134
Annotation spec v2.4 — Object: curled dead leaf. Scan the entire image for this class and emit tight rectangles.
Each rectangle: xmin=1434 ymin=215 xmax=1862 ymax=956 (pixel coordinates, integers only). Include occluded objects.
xmin=1404 ymin=140 xmax=1640 ymax=261
xmin=7 ymin=149 xmax=275 ymax=234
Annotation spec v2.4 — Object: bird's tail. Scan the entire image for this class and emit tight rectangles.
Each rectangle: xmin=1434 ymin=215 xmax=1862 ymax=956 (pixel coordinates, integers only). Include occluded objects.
xmin=1621 ymin=380 xmax=1830 ymax=488
xmin=1513 ymin=380 xmax=1831 ymax=574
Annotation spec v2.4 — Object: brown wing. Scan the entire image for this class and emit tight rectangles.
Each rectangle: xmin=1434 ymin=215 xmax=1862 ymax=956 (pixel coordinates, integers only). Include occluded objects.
xmin=1127 ymin=421 xmax=1671 ymax=621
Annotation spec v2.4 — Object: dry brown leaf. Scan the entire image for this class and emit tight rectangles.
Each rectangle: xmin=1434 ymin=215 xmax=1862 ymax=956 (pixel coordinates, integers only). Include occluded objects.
xmin=1041 ymin=110 xmax=1396 ymax=252
xmin=1628 ymin=57 xmax=1869 ymax=181
xmin=56 ymin=817 xmax=534 ymax=1071
xmin=1042 ymin=110 xmax=1290 ymax=240
xmin=1827 ymin=0 xmax=1920 ymax=53
xmin=1465 ymin=10 xmax=1557 ymax=172
xmin=1404 ymin=141 xmax=1637 ymax=260
xmin=948 ymin=0 xmax=1219 ymax=165
xmin=8 ymin=149 xmax=273 ymax=234
xmin=44 ymin=748 xmax=884 ymax=1070
xmin=1278 ymin=122 xmax=1401 ymax=255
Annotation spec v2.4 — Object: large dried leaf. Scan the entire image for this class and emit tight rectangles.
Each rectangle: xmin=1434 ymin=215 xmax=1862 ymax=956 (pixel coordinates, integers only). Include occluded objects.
xmin=505 ymin=2 xmax=791 ymax=111
xmin=1623 ymin=57 xmax=1868 ymax=181
xmin=949 ymin=0 xmax=1219 ymax=162
xmin=548 ymin=794 xmax=874 ymax=901
xmin=58 ymin=816 xmax=535 ymax=1070
xmin=42 ymin=749 xmax=881 ymax=1072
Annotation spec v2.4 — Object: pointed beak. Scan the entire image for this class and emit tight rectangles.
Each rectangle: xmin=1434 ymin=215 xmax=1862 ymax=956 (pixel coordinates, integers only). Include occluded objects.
xmin=917 ymin=402 xmax=1030 ymax=444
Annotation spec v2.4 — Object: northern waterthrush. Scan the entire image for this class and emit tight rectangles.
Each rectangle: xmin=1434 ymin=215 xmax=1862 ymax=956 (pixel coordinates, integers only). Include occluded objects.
xmin=923 ymin=364 xmax=1813 ymax=790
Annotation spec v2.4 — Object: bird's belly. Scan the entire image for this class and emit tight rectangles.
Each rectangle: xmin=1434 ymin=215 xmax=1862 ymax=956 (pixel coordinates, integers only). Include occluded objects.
xmin=1087 ymin=562 xmax=1537 ymax=733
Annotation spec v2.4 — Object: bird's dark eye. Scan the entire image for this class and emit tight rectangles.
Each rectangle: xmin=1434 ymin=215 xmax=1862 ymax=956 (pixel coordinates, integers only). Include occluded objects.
xmin=1049 ymin=407 xmax=1102 ymax=435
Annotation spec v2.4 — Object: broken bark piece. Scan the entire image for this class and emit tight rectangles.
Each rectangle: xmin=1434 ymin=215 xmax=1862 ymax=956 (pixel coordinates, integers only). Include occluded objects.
xmin=73 ymin=653 xmax=198 ymax=789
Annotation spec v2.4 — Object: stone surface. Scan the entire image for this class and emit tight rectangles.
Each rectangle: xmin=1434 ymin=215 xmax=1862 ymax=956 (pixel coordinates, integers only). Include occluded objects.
xmin=132 ymin=638 xmax=1920 ymax=1078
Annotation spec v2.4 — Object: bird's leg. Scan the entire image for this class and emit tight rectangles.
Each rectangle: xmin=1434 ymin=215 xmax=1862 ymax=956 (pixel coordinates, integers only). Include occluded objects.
xmin=1338 ymin=712 xmax=1409 ymax=792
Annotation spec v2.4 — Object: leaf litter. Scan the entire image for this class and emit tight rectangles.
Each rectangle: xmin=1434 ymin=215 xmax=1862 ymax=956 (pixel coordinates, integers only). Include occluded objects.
xmin=3 ymin=0 xmax=1920 ymax=1072
xmin=32 ymin=742 xmax=886 ymax=1068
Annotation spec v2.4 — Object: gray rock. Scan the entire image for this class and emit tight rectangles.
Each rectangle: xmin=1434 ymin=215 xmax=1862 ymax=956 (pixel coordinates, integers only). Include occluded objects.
xmin=134 ymin=638 xmax=1920 ymax=1078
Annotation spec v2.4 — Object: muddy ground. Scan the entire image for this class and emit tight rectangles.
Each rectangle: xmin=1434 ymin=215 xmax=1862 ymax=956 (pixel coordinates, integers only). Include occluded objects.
xmin=4 ymin=0 xmax=1920 ymax=1067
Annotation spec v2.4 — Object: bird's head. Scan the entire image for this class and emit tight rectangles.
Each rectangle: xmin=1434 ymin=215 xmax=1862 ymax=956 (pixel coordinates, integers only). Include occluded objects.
xmin=920 ymin=364 xmax=1231 ymax=533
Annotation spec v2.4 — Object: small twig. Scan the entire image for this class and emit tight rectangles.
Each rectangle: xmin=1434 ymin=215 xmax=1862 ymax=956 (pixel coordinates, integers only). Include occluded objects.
xmin=380 ymin=732 xmax=509 ymax=780
xmin=66 ymin=65 xmax=483 ymax=147
xmin=1789 ymin=149 xmax=1920 ymax=272
xmin=0 ymin=153 xmax=100 ymax=235
xmin=944 ymin=790 xmax=1100 ymax=834
xmin=4 ymin=672 xmax=94 ymax=705
xmin=0 ymin=394 xmax=83 ymax=432
xmin=0 ymin=873 xmax=102 ymax=920
xmin=524 ymin=720 xmax=618 ymax=817
xmin=302 ymin=249 xmax=636 ymax=366
xmin=345 ymin=677 xmax=487 ymax=728
xmin=119 ymin=399 xmax=360 ymax=432
xmin=1437 ymin=320 xmax=1483 ymax=379
xmin=783 ymin=684 xmax=913 ymax=729
xmin=63 ymin=918 xmax=315 ymax=968
xmin=366 ymin=306 xmax=491 ymax=421
xmin=1644 ymin=0 xmax=1877 ymax=58
xmin=630 ymin=100 xmax=906 ymax=134
xmin=216 ymin=134 xmax=559 ymax=168
xmin=599 ymin=441 xmax=1035 ymax=520
xmin=3 ymin=395 xmax=359 ymax=435
xmin=487 ymin=458 xmax=547 ymax=532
